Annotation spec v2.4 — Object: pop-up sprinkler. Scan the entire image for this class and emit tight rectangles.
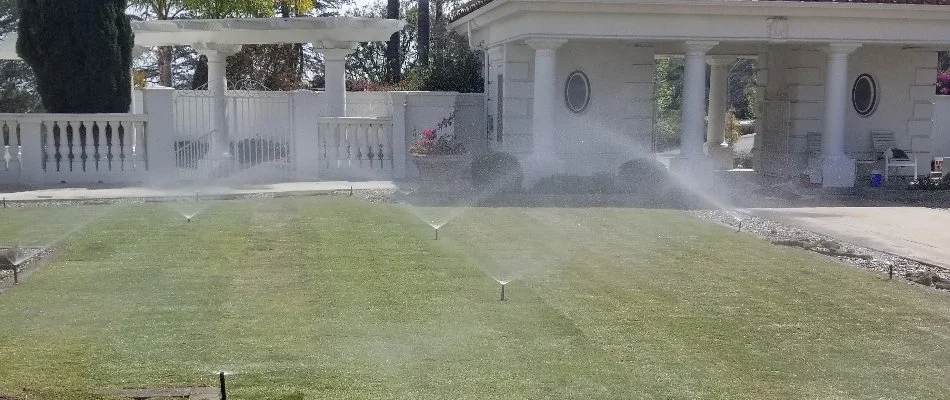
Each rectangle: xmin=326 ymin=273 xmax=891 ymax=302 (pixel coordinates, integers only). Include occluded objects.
xmin=219 ymin=371 xmax=227 ymax=400
xmin=500 ymin=282 xmax=507 ymax=301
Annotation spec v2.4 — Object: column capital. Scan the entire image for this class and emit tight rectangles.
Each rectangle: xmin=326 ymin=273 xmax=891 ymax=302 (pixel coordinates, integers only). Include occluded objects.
xmin=192 ymin=42 xmax=242 ymax=59
xmin=706 ymin=56 xmax=735 ymax=67
xmin=525 ymin=38 xmax=567 ymax=51
xmin=320 ymin=48 xmax=356 ymax=61
xmin=824 ymin=42 xmax=862 ymax=56
xmin=683 ymin=41 xmax=718 ymax=56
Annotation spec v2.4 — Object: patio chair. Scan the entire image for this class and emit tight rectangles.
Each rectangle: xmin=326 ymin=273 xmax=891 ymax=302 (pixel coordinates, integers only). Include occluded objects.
xmin=871 ymin=130 xmax=917 ymax=181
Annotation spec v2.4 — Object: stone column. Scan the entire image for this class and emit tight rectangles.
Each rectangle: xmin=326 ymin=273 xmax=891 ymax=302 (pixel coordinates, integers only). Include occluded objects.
xmin=524 ymin=38 xmax=567 ymax=175
xmin=141 ymin=87 xmax=178 ymax=184
xmin=195 ymin=43 xmax=241 ymax=158
xmin=821 ymin=43 xmax=861 ymax=188
xmin=679 ymin=41 xmax=718 ymax=161
xmin=321 ymin=48 xmax=355 ymax=117
xmin=706 ymin=57 xmax=732 ymax=149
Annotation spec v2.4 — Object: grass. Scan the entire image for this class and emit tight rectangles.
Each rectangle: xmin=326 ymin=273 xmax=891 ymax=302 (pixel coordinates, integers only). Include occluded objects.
xmin=1 ymin=196 xmax=950 ymax=399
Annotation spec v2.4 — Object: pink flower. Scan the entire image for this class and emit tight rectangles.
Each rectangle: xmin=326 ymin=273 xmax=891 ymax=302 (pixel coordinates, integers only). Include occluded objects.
xmin=422 ymin=129 xmax=436 ymax=140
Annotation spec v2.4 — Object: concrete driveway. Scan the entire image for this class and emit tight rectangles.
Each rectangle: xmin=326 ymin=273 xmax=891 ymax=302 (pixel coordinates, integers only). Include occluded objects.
xmin=748 ymin=206 xmax=950 ymax=269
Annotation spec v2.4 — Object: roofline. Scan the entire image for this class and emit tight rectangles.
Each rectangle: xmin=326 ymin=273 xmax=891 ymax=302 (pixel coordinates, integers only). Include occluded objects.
xmin=449 ymin=0 xmax=950 ymax=29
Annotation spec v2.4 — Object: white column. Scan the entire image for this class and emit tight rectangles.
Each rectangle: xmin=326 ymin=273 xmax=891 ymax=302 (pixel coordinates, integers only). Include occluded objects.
xmin=321 ymin=48 xmax=355 ymax=117
xmin=706 ymin=57 xmax=732 ymax=149
xmin=141 ymin=87 xmax=178 ymax=184
xmin=195 ymin=43 xmax=241 ymax=158
xmin=525 ymin=39 xmax=567 ymax=158
xmin=680 ymin=41 xmax=718 ymax=160
xmin=821 ymin=43 xmax=861 ymax=188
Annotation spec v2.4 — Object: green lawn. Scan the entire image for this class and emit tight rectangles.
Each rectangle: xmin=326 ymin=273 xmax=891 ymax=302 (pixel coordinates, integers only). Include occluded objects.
xmin=1 ymin=196 xmax=950 ymax=399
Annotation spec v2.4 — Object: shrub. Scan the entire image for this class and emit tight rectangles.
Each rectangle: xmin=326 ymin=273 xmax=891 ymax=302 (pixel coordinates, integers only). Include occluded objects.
xmin=617 ymin=158 xmax=669 ymax=192
xmin=471 ymin=151 xmax=523 ymax=193
xmin=531 ymin=173 xmax=618 ymax=194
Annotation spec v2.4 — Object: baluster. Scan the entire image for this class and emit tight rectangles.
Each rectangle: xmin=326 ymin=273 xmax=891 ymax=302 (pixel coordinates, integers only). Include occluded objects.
xmin=40 ymin=122 xmax=48 ymax=172
xmin=92 ymin=121 xmax=102 ymax=171
xmin=354 ymin=123 xmax=363 ymax=167
xmin=2 ymin=122 xmax=9 ymax=171
xmin=79 ymin=121 xmax=89 ymax=172
xmin=105 ymin=122 xmax=114 ymax=171
xmin=118 ymin=121 xmax=126 ymax=171
xmin=14 ymin=121 xmax=20 ymax=168
xmin=66 ymin=121 xmax=76 ymax=172
xmin=321 ymin=123 xmax=329 ymax=169
xmin=387 ymin=123 xmax=394 ymax=169
xmin=335 ymin=122 xmax=344 ymax=168
xmin=52 ymin=121 xmax=62 ymax=172
xmin=132 ymin=120 xmax=146 ymax=170
xmin=367 ymin=123 xmax=377 ymax=169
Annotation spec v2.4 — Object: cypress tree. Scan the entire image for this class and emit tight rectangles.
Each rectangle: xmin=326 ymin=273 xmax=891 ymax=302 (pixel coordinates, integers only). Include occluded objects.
xmin=16 ymin=0 xmax=134 ymax=113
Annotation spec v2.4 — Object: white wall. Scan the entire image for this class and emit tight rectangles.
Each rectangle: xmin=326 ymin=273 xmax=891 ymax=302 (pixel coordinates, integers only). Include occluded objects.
xmin=755 ymin=45 xmax=936 ymax=177
xmin=495 ymin=41 xmax=655 ymax=175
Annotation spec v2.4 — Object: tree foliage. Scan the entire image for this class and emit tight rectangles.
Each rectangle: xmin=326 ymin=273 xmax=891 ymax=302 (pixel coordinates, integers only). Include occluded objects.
xmin=0 ymin=0 xmax=40 ymax=112
xmin=17 ymin=0 xmax=134 ymax=113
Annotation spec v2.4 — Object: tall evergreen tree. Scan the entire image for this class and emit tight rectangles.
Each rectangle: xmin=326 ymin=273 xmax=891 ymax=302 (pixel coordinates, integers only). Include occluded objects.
xmin=17 ymin=0 xmax=134 ymax=113
xmin=417 ymin=0 xmax=429 ymax=67
xmin=385 ymin=0 xmax=402 ymax=83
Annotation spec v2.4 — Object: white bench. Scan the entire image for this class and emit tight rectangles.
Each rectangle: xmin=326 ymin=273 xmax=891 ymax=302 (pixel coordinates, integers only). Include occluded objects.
xmin=871 ymin=130 xmax=917 ymax=182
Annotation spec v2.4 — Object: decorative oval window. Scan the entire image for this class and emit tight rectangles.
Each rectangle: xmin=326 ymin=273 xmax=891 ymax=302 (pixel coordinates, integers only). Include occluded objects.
xmin=565 ymin=71 xmax=591 ymax=114
xmin=852 ymin=73 xmax=878 ymax=117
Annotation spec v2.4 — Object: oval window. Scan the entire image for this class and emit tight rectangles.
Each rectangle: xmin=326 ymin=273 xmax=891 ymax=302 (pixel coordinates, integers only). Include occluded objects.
xmin=565 ymin=71 xmax=591 ymax=114
xmin=852 ymin=73 xmax=877 ymax=117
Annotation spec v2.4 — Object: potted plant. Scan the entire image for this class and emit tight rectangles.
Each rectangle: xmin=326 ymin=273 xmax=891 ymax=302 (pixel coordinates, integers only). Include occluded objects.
xmin=409 ymin=111 xmax=471 ymax=193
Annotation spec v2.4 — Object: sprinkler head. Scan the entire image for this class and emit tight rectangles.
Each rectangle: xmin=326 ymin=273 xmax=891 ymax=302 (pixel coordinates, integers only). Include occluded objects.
xmin=434 ymin=227 xmax=439 ymax=240
xmin=737 ymin=219 xmax=743 ymax=233
xmin=187 ymin=217 xmax=192 ymax=223
xmin=219 ymin=371 xmax=227 ymax=400
xmin=500 ymin=283 xmax=506 ymax=301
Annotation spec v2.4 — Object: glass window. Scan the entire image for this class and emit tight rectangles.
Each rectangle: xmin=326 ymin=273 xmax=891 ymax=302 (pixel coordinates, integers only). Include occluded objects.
xmin=852 ymin=73 xmax=877 ymax=117
xmin=565 ymin=70 xmax=591 ymax=114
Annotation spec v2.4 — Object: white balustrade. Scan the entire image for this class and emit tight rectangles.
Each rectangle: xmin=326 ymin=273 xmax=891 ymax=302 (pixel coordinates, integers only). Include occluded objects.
xmin=318 ymin=117 xmax=394 ymax=176
xmin=0 ymin=114 xmax=149 ymax=185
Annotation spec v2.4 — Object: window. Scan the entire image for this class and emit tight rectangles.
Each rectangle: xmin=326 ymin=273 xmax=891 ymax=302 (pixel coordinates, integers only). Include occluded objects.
xmin=852 ymin=73 xmax=877 ymax=117
xmin=565 ymin=70 xmax=591 ymax=114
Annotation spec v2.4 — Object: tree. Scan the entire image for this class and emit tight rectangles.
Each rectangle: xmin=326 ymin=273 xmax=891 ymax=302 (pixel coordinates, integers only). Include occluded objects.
xmin=192 ymin=55 xmax=209 ymax=89
xmin=17 ymin=0 xmax=134 ymax=113
xmin=128 ymin=0 xmax=187 ymax=87
xmin=401 ymin=0 xmax=482 ymax=93
xmin=385 ymin=0 xmax=402 ymax=83
xmin=346 ymin=1 xmax=417 ymax=84
xmin=0 ymin=0 xmax=40 ymax=113
xmin=417 ymin=0 xmax=429 ymax=66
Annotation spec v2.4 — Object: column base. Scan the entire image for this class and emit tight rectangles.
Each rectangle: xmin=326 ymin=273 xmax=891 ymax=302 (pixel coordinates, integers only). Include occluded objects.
xmin=821 ymin=155 xmax=856 ymax=188
xmin=520 ymin=152 xmax=565 ymax=188
xmin=706 ymin=145 xmax=735 ymax=170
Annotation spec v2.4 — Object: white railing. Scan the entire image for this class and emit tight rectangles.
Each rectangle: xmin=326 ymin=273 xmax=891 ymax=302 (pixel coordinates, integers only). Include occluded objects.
xmin=0 ymin=114 xmax=148 ymax=185
xmin=318 ymin=117 xmax=394 ymax=174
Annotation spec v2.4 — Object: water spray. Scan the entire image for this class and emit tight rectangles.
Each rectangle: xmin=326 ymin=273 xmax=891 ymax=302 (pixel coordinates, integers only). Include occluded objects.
xmin=500 ymin=282 xmax=506 ymax=301
xmin=219 ymin=371 xmax=227 ymax=400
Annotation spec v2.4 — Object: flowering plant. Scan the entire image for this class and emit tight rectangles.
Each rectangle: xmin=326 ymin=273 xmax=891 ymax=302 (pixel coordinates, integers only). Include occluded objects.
xmin=937 ymin=71 xmax=950 ymax=95
xmin=409 ymin=111 xmax=465 ymax=156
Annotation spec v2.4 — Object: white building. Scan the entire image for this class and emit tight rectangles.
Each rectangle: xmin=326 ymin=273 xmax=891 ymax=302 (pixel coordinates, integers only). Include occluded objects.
xmin=449 ymin=0 xmax=950 ymax=187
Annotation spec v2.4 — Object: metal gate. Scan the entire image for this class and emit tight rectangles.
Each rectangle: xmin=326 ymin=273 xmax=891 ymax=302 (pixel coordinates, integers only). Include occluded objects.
xmin=173 ymin=85 xmax=294 ymax=182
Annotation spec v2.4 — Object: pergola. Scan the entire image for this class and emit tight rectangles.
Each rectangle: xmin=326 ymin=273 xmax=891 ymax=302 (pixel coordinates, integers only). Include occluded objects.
xmin=0 ymin=16 xmax=405 ymax=157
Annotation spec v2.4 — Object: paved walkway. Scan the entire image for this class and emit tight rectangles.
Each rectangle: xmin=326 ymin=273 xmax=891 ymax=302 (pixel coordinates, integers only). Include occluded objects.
xmin=748 ymin=206 xmax=950 ymax=269
xmin=0 ymin=181 xmax=398 ymax=201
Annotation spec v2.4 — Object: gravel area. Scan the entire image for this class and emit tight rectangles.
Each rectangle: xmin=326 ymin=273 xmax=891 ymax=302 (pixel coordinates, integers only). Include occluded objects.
xmin=0 ymin=246 xmax=55 ymax=285
xmin=690 ymin=209 xmax=950 ymax=291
